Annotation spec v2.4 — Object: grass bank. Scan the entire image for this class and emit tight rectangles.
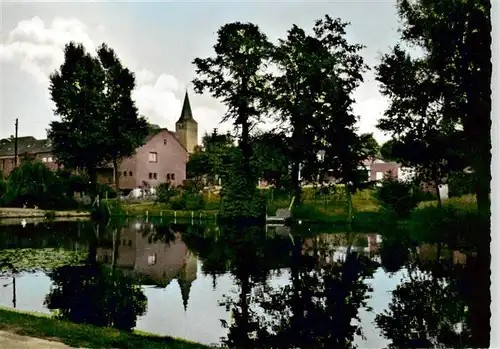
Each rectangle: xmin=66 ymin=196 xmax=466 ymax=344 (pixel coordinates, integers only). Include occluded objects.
xmin=117 ymin=188 xmax=380 ymax=224
xmin=0 ymin=207 xmax=90 ymax=219
xmin=0 ymin=307 xmax=209 ymax=349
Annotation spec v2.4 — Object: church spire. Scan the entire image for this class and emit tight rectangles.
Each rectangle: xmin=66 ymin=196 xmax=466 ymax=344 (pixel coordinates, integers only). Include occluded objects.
xmin=177 ymin=278 xmax=192 ymax=312
xmin=177 ymin=90 xmax=196 ymax=124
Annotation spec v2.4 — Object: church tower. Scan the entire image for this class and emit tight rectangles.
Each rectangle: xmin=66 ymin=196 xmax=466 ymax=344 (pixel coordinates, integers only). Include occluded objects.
xmin=175 ymin=91 xmax=198 ymax=154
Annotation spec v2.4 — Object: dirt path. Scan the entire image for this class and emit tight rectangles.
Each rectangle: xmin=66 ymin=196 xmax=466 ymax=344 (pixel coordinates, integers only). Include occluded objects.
xmin=0 ymin=331 xmax=75 ymax=348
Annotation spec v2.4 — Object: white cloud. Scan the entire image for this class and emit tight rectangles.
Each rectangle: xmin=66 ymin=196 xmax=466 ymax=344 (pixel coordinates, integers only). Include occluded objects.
xmin=353 ymin=97 xmax=391 ymax=144
xmin=1 ymin=16 xmax=224 ymax=143
xmin=1 ymin=16 xmax=95 ymax=83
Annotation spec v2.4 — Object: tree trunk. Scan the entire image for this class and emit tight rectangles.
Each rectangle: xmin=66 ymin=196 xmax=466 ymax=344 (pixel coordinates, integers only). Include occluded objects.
xmin=87 ymin=166 xmax=98 ymax=200
xmin=113 ymin=158 xmax=120 ymax=193
xmin=291 ymin=162 xmax=301 ymax=206
xmin=241 ymin=119 xmax=251 ymax=184
xmin=434 ymin=180 xmax=442 ymax=209
xmin=345 ymin=183 xmax=354 ymax=225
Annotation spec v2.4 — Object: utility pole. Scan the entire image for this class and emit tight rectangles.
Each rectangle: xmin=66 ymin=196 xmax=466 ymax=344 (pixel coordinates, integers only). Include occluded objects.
xmin=14 ymin=118 xmax=19 ymax=168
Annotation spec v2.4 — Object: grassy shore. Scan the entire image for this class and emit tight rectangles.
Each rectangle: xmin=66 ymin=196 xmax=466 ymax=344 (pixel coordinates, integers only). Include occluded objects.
xmin=118 ymin=188 xmax=379 ymax=224
xmin=0 ymin=307 xmax=209 ymax=349
xmin=0 ymin=207 xmax=90 ymax=219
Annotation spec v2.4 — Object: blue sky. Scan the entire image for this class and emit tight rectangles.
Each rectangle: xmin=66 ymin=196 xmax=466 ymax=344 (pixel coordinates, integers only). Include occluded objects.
xmin=1 ymin=0 xmax=401 ymax=144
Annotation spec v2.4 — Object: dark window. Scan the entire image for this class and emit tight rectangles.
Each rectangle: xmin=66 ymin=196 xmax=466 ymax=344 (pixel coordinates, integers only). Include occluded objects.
xmin=153 ymin=173 xmax=157 ymax=180
xmin=171 ymin=173 xmax=175 ymax=180
xmin=123 ymin=171 xmax=127 ymax=177
xmin=164 ymin=139 xmax=167 ymax=145
xmin=149 ymin=173 xmax=153 ymax=179
xmin=129 ymin=171 xmax=132 ymax=176
xmin=166 ymin=173 xmax=171 ymax=180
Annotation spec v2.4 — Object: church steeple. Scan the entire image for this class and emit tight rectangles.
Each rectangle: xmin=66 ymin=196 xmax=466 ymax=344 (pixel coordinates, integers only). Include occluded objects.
xmin=177 ymin=90 xmax=197 ymax=124
xmin=175 ymin=89 xmax=199 ymax=154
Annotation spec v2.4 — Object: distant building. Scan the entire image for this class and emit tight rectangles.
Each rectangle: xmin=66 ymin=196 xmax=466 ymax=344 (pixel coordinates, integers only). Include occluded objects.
xmin=0 ymin=136 xmax=59 ymax=177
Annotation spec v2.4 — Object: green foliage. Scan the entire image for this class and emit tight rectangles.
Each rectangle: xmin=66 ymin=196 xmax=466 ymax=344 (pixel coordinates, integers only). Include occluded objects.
xmin=97 ymin=43 xmax=149 ymax=190
xmin=382 ymin=0 xmax=491 ymax=212
xmin=97 ymin=183 xmax=117 ymax=199
xmin=155 ymin=182 xmax=179 ymax=204
xmin=448 ymin=171 xmax=475 ymax=197
xmin=192 ymin=22 xmax=272 ymax=184
xmin=380 ymin=140 xmax=398 ymax=162
xmin=1 ymin=161 xmax=76 ymax=209
xmin=49 ymin=41 xmax=148 ymax=195
xmin=251 ymin=132 xmax=291 ymax=191
xmin=45 ymin=264 xmax=147 ymax=331
xmin=0 ymin=248 xmax=86 ymax=273
xmin=219 ymin=154 xmax=266 ymax=220
xmin=187 ymin=130 xmax=236 ymax=186
xmin=374 ymin=176 xmax=421 ymax=218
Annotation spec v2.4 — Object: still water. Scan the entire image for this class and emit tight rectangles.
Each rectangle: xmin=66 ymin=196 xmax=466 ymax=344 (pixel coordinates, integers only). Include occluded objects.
xmin=0 ymin=218 xmax=490 ymax=348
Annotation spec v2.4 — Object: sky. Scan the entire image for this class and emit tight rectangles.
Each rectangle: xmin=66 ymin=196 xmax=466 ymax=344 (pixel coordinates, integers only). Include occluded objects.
xmin=0 ymin=0 xmax=402 ymax=144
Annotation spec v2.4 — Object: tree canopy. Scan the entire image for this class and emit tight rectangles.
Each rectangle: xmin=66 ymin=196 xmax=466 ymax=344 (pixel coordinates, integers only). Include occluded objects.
xmin=49 ymin=41 xmax=148 ymax=195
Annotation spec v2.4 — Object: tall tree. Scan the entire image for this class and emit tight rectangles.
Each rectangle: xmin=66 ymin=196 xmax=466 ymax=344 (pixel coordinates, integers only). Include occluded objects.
xmin=376 ymin=46 xmax=464 ymax=207
xmin=97 ymin=44 xmax=149 ymax=192
xmin=311 ymin=16 xmax=368 ymax=220
xmin=49 ymin=42 xmax=149 ymax=196
xmin=49 ymin=42 xmax=108 ymax=196
xmin=268 ymin=24 xmax=326 ymax=206
xmin=391 ymin=0 xmax=491 ymax=212
xmin=192 ymin=23 xmax=272 ymax=187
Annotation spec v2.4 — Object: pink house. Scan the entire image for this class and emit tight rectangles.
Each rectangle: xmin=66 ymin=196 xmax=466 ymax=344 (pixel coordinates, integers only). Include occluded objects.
xmin=110 ymin=128 xmax=188 ymax=190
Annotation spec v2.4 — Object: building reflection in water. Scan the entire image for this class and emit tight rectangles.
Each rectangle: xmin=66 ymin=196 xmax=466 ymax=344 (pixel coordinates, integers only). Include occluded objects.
xmin=96 ymin=220 xmax=197 ymax=311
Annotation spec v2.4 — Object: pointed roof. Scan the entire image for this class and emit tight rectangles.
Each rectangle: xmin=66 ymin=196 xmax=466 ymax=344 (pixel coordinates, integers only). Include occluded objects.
xmin=177 ymin=278 xmax=193 ymax=312
xmin=176 ymin=90 xmax=197 ymax=124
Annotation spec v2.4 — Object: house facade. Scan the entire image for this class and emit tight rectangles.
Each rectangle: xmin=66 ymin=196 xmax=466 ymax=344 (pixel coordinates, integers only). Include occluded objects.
xmin=97 ymin=128 xmax=188 ymax=190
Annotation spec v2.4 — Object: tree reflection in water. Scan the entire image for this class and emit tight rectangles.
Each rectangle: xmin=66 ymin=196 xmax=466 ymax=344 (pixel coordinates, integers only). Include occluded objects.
xmin=189 ymin=224 xmax=379 ymax=349
xmin=376 ymin=233 xmax=490 ymax=348
xmin=45 ymin=264 xmax=147 ymax=331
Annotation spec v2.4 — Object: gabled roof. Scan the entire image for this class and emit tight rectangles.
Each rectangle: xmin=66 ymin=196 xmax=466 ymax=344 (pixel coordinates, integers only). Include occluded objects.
xmin=145 ymin=127 xmax=188 ymax=153
xmin=176 ymin=91 xmax=197 ymax=124
xmin=0 ymin=137 xmax=52 ymax=157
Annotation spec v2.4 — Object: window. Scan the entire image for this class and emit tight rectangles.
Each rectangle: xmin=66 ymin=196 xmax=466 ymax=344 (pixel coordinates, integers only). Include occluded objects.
xmin=376 ymin=172 xmax=384 ymax=180
xmin=42 ymin=157 xmax=48 ymax=163
xmin=166 ymin=173 xmax=171 ymax=181
xmin=123 ymin=171 xmax=127 ymax=177
xmin=148 ymin=253 xmax=157 ymax=266
xmin=148 ymin=152 xmax=158 ymax=162
xmin=149 ymin=172 xmax=153 ymax=179
xmin=153 ymin=173 xmax=157 ymax=180
xmin=163 ymin=139 xmax=167 ymax=145
xmin=129 ymin=171 xmax=133 ymax=176
xmin=47 ymin=157 xmax=53 ymax=162
xmin=171 ymin=173 xmax=175 ymax=180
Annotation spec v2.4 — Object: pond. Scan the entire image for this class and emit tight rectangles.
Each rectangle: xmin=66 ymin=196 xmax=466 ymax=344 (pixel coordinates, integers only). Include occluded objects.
xmin=0 ymin=218 xmax=490 ymax=348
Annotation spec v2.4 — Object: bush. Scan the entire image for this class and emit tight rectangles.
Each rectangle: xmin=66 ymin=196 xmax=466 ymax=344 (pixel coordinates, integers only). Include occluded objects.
xmin=1 ymin=160 xmax=77 ymax=209
xmin=374 ymin=176 xmax=421 ymax=218
xmin=156 ymin=182 xmax=179 ymax=204
xmin=448 ymin=171 xmax=475 ymax=197
xmin=97 ymin=183 xmax=117 ymax=199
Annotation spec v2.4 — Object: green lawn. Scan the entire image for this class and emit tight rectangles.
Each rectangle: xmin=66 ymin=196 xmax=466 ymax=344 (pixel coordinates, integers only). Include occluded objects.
xmin=0 ymin=307 xmax=210 ymax=349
